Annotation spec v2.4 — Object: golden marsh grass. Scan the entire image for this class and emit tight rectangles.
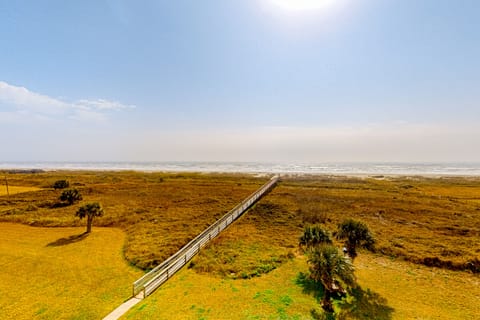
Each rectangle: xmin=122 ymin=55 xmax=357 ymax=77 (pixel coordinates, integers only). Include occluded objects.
xmin=1 ymin=171 xmax=479 ymax=318
xmin=0 ymin=185 xmax=40 ymax=196
xmin=0 ymin=171 xmax=264 ymax=269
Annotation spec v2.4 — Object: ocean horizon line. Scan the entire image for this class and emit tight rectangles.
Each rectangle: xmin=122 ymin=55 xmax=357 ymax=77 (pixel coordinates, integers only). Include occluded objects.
xmin=1 ymin=161 xmax=480 ymax=176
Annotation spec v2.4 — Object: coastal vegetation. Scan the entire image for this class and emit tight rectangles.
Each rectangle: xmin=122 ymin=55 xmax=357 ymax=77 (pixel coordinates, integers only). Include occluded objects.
xmin=336 ymin=219 xmax=375 ymax=262
xmin=0 ymin=170 xmax=479 ymax=318
xmin=0 ymin=171 xmax=264 ymax=270
xmin=59 ymin=188 xmax=83 ymax=205
xmin=297 ymin=220 xmax=373 ymax=313
xmin=126 ymin=248 xmax=480 ymax=319
xmin=307 ymin=244 xmax=355 ymax=313
xmin=52 ymin=179 xmax=69 ymax=190
xmin=299 ymin=225 xmax=332 ymax=249
xmin=76 ymin=202 xmax=104 ymax=233
xmin=1 ymin=171 xmax=479 ymax=273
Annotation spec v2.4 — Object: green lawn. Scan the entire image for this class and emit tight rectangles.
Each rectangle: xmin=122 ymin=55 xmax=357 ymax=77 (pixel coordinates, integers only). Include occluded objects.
xmin=0 ymin=223 xmax=142 ymax=320
xmin=125 ymin=257 xmax=319 ymax=320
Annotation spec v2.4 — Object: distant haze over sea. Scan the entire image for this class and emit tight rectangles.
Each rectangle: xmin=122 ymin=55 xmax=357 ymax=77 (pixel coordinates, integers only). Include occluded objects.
xmin=1 ymin=162 xmax=480 ymax=176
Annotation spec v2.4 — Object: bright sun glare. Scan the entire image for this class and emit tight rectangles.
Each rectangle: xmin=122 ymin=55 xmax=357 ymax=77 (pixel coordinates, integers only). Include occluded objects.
xmin=267 ymin=0 xmax=335 ymax=11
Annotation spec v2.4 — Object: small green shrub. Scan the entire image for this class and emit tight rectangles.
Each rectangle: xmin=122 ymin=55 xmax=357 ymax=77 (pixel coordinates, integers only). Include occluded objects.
xmin=59 ymin=189 xmax=82 ymax=205
xmin=53 ymin=180 xmax=69 ymax=190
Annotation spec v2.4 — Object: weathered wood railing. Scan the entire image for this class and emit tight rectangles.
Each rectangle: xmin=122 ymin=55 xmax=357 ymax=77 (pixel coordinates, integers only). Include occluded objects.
xmin=132 ymin=175 xmax=279 ymax=298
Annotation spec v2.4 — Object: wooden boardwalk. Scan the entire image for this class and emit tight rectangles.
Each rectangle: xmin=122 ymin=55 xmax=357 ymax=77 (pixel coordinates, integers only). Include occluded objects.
xmin=103 ymin=175 xmax=279 ymax=319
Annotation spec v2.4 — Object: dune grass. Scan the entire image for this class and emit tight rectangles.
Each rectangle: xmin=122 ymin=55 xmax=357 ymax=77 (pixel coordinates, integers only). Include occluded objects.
xmin=1 ymin=171 xmax=480 ymax=318
xmin=0 ymin=223 xmax=142 ymax=320
xmin=0 ymin=171 xmax=264 ymax=269
xmin=197 ymin=175 xmax=480 ymax=276
xmin=0 ymin=185 xmax=40 ymax=196
xmin=3 ymin=171 xmax=479 ymax=273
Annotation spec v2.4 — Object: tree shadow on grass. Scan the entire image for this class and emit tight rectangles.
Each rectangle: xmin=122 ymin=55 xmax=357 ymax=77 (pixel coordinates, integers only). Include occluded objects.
xmin=337 ymin=286 xmax=394 ymax=320
xmin=295 ymin=272 xmax=394 ymax=320
xmin=295 ymin=272 xmax=324 ymax=301
xmin=46 ymin=232 xmax=89 ymax=247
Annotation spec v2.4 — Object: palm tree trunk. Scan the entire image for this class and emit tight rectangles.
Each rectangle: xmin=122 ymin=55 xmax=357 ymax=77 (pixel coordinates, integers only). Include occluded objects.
xmin=86 ymin=215 xmax=93 ymax=233
xmin=322 ymin=289 xmax=334 ymax=313
xmin=347 ymin=243 xmax=357 ymax=262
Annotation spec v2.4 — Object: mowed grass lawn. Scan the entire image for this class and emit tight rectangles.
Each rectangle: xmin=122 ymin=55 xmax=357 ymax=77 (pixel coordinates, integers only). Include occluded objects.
xmin=125 ymin=257 xmax=320 ymax=320
xmin=354 ymin=254 xmax=480 ymax=319
xmin=0 ymin=223 xmax=142 ymax=320
xmin=124 ymin=254 xmax=480 ymax=320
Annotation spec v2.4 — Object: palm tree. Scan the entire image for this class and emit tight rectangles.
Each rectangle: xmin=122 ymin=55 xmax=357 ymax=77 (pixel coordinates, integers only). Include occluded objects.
xmin=59 ymin=189 xmax=82 ymax=205
xmin=336 ymin=219 xmax=375 ymax=262
xmin=299 ymin=225 xmax=332 ymax=249
xmin=76 ymin=202 xmax=104 ymax=233
xmin=308 ymin=244 xmax=355 ymax=313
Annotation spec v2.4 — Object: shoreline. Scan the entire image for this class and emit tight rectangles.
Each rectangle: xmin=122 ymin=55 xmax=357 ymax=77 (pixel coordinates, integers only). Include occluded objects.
xmin=2 ymin=161 xmax=480 ymax=178
xmin=2 ymin=167 xmax=480 ymax=180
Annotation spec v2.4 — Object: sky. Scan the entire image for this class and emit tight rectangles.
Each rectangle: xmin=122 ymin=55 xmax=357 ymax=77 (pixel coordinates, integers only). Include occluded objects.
xmin=1 ymin=0 xmax=479 ymax=163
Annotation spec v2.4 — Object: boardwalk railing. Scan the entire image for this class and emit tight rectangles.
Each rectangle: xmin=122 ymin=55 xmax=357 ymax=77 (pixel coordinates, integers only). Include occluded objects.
xmin=132 ymin=175 xmax=279 ymax=298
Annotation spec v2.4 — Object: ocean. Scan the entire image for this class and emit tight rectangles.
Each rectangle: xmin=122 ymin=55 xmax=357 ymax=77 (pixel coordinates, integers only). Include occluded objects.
xmin=1 ymin=161 xmax=480 ymax=176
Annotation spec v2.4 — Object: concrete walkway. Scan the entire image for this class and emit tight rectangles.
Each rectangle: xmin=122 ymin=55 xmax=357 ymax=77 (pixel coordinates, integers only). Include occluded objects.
xmin=102 ymin=295 xmax=143 ymax=320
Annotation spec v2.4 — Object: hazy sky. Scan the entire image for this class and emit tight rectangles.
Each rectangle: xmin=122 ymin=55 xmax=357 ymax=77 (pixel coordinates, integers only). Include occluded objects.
xmin=1 ymin=0 xmax=479 ymax=162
